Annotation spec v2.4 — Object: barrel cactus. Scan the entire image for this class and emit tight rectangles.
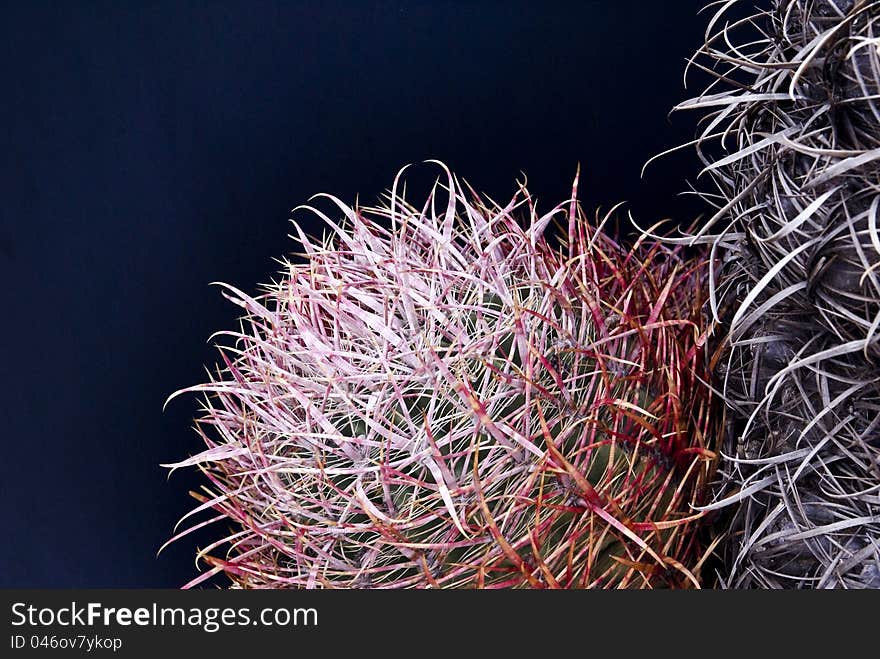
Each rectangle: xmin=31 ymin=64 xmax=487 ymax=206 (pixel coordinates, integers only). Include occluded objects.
xmin=670 ymin=0 xmax=880 ymax=588
xmin=163 ymin=162 xmax=720 ymax=588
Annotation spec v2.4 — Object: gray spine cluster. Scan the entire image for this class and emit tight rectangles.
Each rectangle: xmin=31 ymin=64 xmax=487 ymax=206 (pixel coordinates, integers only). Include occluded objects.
xmin=674 ymin=0 xmax=880 ymax=588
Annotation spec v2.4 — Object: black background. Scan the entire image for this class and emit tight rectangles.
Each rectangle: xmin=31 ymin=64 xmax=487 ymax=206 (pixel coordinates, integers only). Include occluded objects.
xmin=1 ymin=0 xmax=710 ymax=587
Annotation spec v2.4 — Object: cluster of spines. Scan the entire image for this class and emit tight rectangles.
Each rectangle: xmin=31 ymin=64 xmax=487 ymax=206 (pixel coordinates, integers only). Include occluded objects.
xmin=668 ymin=0 xmax=880 ymax=588
xmin=163 ymin=164 xmax=720 ymax=589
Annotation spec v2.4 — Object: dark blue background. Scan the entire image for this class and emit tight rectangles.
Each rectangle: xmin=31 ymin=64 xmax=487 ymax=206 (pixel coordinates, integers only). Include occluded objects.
xmin=1 ymin=0 xmax=708 ymax=587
